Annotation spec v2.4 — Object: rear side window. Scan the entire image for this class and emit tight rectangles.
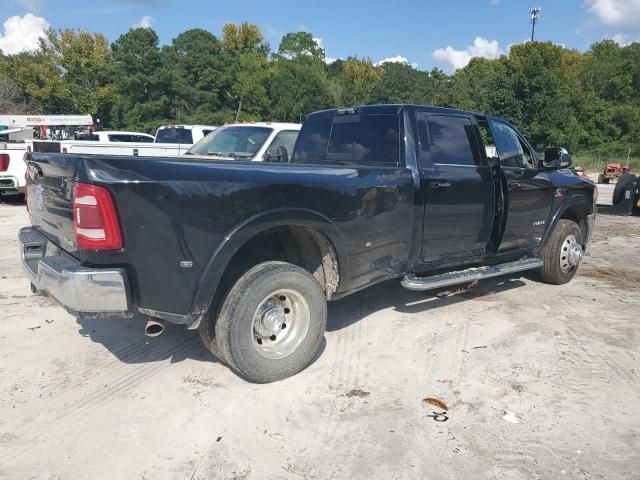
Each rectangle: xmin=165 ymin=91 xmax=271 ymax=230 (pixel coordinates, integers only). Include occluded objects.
xmin=327 ymin=114 xmax=399 ymax=165
xmin=292 ymin=114 xmax=399 ymax=166
xmin=108 ymin=134 xmax=134 ymax=142
xmin=424 ymin=115 xmax=478 ymax=166
xmin=155 ymin=128 xmax=194 ymax=144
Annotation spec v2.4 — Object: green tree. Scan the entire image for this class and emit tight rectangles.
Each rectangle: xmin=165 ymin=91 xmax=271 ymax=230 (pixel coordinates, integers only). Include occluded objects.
xmin=228 ymin=52 xmax=271 ymax=121
xmin=335 ymin=57 xmax=382 ymax=105
xmin=165 ymin=28 xmax=234 ymax=124
xmin=8 ymin=28 xmax=114 ymax=118
xmin=275 ymin=32 xmax=325 ymax=60
xmin=222 ymin=22 xmax=270 ymax=57
xmin=270 ymin=56 xmax=335 ymax=122
xmin=109 ymin=27 xmax=168 ymax=131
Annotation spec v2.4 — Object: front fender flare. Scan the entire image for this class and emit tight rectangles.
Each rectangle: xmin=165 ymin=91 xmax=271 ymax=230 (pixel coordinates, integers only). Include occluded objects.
xmin=189 ymin=208 xmax=348 ymax=315
xmin=540 ymin=194 xmax=593 ymax=249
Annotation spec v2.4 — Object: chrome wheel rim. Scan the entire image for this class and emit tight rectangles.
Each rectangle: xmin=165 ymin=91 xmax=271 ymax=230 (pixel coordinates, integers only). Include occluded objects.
xmin=560 ymin=234 xmax=583 ymax=273
xmin=251 ymin=289 xmax=310 ymax=359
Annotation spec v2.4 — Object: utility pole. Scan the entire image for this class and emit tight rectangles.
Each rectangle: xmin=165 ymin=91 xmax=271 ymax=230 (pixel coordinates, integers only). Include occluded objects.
xmin=530 ymin=7 xmax=541 ymax=42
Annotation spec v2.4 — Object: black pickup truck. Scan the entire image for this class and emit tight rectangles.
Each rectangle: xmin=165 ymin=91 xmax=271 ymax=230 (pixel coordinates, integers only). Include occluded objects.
xmin=20 ymin=105 xmax=596 ymax=382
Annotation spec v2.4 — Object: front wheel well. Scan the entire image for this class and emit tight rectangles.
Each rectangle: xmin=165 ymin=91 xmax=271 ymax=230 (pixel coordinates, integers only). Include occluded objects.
xmin=559 ymin=202 xmax=591 ymax=243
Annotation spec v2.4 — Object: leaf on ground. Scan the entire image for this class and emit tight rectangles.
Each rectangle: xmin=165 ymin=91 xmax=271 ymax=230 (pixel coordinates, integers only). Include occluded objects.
xmin=422 ymin=397 xmax=448 ymax=411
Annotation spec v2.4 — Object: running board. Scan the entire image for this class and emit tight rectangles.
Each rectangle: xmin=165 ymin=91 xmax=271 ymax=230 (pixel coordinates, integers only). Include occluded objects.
xmin=401 ymin=258 xmax=543 ymax=292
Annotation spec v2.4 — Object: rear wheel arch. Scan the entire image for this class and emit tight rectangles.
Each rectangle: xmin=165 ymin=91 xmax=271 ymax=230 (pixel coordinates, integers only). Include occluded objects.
xmin=191 ymin=209 xmax=347 ymax=317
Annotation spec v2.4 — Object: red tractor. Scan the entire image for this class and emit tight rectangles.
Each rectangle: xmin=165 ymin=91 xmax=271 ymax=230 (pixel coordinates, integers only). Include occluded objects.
xmin=597 ymin=163 xmax=630 ymax=184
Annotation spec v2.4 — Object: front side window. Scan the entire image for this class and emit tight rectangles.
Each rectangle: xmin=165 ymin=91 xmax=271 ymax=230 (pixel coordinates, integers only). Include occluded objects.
xmin=489 ymin=120 xmax=535 ymax=169
xmin=264 ymin=130 xmax=299 ymax=161
xmin=188 ymin=126 xmax=272 ymax=159
xmin=135 ymin=135 xmax=154 ymax=143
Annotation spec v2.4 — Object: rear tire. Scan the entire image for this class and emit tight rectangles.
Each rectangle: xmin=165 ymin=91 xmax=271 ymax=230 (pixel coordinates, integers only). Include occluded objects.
xmin=208 ymin=261 xmax=327 ymax=383
xmin=612 ymin=173 xmax=637 ymax=205
xmin=539 ymin=220 xmax=583 ymax=285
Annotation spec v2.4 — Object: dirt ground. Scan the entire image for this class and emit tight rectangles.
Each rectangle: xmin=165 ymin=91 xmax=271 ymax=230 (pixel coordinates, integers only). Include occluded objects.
xmin=0 ymin=193 xmax=638 ymax=480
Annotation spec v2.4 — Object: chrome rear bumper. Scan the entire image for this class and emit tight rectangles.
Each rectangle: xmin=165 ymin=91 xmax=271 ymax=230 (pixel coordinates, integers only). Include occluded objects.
xmin=19 ymin=227 xmax=130 ymax=312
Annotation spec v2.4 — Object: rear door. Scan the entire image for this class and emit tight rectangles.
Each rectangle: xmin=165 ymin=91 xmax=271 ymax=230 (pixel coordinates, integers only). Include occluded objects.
xmin=416 ymin=112 xmax=496 ymax=262
xmin=487 ymin=118 xmax=554 ymax=251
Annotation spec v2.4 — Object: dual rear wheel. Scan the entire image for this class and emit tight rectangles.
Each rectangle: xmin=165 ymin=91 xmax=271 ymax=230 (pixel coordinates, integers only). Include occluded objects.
xmin=199 ymin=261 xmax=326 ymax=383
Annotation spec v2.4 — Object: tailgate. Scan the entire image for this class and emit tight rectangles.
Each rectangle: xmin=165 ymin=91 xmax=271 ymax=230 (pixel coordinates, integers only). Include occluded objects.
xmin=25 ymin=152 xmax=79 ymax=256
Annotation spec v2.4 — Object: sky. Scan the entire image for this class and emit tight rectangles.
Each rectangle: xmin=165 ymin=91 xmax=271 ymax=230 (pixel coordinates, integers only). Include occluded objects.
xmin=1 ymin=0 xmax=639 ymax=72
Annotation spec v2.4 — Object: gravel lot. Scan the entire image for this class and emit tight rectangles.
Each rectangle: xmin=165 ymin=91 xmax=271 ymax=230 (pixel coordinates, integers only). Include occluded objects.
xmin=1 ymin=189 xmax=639 ymax=480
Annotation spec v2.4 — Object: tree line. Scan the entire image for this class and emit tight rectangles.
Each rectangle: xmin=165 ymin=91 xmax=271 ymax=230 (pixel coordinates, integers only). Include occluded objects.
xmin=0 ymin=22 xmax=638 ymax=159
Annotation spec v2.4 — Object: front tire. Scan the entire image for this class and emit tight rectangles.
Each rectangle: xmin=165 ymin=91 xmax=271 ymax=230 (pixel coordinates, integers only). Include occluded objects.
xmin=539 ymin=219 xmax=583 ymax=285
xmin=207 ymin=261 xmax=327 ymax=383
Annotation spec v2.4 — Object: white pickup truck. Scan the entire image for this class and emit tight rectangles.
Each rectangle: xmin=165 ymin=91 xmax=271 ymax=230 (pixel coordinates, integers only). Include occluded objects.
xmin=1 ymin=123 xmax=300 ymax=197
xmin=185 ymin=122 xmax=301 ymax=161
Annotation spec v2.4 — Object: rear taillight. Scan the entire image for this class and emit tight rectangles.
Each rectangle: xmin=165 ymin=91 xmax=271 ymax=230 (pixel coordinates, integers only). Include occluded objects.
xmin=0 ymin=154 xmax=9 ymax=171
xmin=73 ymin=182 xmax=123 ymax=250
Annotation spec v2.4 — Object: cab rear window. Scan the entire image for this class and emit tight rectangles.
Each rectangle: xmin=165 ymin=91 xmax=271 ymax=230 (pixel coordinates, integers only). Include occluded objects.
xmin=155 ymin=128 xmax=193 ymax=144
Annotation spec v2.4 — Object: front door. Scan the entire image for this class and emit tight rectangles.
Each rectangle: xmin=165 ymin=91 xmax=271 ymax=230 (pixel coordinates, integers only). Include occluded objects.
xmin=487 ymin=118 xmax=554 ymax=251
xmin=416 ymin=112 xmax=496 ymax=262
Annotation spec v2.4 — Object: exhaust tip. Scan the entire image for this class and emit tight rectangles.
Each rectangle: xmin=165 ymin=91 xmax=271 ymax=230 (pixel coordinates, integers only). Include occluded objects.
xmin=145 ymin=317 xmax=166 ymax=337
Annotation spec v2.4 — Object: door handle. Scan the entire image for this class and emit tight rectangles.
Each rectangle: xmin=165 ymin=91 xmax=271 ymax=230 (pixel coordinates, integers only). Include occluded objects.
xmin=431 ymin=181 xmax=451 ymax=189
xmin=509 ymin=181 xmax=522 ymax=190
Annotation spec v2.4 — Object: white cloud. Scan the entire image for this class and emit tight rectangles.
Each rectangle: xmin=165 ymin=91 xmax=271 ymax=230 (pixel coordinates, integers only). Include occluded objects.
xmin=313 ymin=37 xmax=324 ymax=48
xmin=375 ymin=55 xmax=408 ymax=66
xmin=610 ymin=33 xmax=639 ymax=46
xmin=433 ymin=36 xmax=503 ymax=71
xmin=490 ymin=0 xmax=499 ymax=4
xmin=133 ymin=15 xmax=154 ymax=29
xmin=586 ymin=0 xmax=640 ymax=30
xmin=374 ymin=55 xmax=419 ymax=69
xmin=0 ymin=13 xmax=49 ymax=55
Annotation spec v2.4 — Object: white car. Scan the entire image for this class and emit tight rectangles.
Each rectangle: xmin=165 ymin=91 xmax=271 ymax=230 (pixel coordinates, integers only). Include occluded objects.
xmin=186 ymin=122 xmax=301 ymax=162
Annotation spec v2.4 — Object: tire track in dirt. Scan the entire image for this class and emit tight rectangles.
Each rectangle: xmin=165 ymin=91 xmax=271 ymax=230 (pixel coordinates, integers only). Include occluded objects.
xmin=0 ymin=333 xmax=203 ymax=464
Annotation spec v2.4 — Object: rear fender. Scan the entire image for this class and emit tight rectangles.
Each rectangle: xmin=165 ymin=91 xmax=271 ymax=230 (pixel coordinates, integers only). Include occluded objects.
xmin=189 ymin=208 xmax=348 ymax=315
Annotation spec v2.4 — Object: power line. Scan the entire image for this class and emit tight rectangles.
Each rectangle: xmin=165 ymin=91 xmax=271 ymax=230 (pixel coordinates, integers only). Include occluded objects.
xmin=529 ymin=7 xmax=541 ymax=42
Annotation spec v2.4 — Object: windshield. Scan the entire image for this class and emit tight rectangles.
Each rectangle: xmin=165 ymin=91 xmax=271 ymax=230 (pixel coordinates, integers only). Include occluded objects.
xmin=155 ymin=127 xmax=193 ymax=144
xmin=187 ymin=126 xmax=272 ymax=158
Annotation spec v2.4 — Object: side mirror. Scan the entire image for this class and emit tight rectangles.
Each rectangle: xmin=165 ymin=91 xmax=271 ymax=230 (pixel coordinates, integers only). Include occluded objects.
xmin=544 ymin=147 xmax=572 ymax=169
xmin=263 ymin=146 xmax=289 ymax=162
